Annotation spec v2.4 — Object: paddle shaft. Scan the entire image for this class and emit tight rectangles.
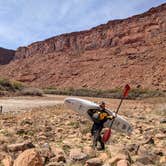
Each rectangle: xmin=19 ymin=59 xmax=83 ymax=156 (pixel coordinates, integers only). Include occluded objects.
xmin=109 ymin=96 xmax=124 ymax=128
xmin=102 ymin=84 xmax=130 ymax=142
xmin=109 ymin=84 xmax=130 ymax=128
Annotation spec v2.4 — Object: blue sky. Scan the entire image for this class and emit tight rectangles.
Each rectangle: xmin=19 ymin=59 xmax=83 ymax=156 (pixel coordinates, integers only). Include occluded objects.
xmin=0 ymin=0 xmax=166 ymax=50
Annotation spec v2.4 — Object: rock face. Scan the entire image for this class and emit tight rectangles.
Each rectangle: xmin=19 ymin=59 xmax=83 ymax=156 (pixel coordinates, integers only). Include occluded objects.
xmin=0 ymin=47 xmax=15 ymax=65
xmin=0 ymin=3 xmax=166 ymax=90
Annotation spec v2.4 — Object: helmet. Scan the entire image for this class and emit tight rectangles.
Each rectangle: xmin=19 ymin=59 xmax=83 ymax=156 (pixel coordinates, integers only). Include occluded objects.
xmin=99 ymin=101 xmax=106 ymax=110
xmin=99 ymin=101 xmax=105 ymax=106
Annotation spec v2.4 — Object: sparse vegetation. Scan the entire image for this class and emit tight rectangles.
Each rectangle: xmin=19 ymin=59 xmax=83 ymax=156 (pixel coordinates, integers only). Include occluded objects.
xmin=0 ymin=77 xmax=165 ymax=99
xmin=0 ymin=77 xmax=44 ymax=96
xmin=68 ymin=121 xmax=80 ymax=129
xmin=0 ymin=78 xmax=24 ymax=91
xmin=44 ymin=87 xmax=166 ymax=99
xmin=20 ymin=87 xmax=43 ymax=96
xmin=0 ymin=78 xmax=24 ymax=96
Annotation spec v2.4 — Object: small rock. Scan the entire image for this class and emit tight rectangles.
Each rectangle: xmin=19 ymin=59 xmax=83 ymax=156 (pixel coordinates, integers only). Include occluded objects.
xmin=2 ymin=155 xmax=13 ymax=166
xmin=46 ymin=161 xmax=64 ymax=166
xmin=108 ymin=144 xmax=124 ymax=157
xmin=69 ymin=148 xmax=87 ymax=161
xmin=137 ymin=146 xmax=148 ymax=156
xmin=142 ymin=137 xmax=154 ymax=145
xmin=0 ymin=151 xmax=8 ymax=161
xmin=50 ymin=145 xmax=64 ymax=156
xmin=133 ymin=162 xmax=144 ymax=166
xmin=50 ymin=145 xmax=66 ymax=162
xmin=108 ymin=151 xmax=131 ymax=165
xmin=117 ymin=159 xmax=130 ymax=166
xmin=38 ymin=135 xmax=47 ymax=141
xmin=45 ymin=126 xmax=52 ymax=132
xmin=7 ymin=142 xmax=35 ymax=152
xmin=160 ymin=118 xmax=166 ymax=123
xmin=160 ymin=156 xmax=166 ymax=164
xmin=83 ymin=146 xmax=96 ymax=157
xmin=16 ymin=128 xmax=27 ymax=135
xmin=102 ymin=163 xmax=110 ymax=166
xmin=13 ymin=148 xmax=43 ymax=166
xmin=56 ymin=155 xmax=66 ymax=163
xmin=85 ymin=157 xmax=102 ymax=166
xmin=40 ymin=143 xmax=53 ymax=163
xmin=62 ymin=144 xmax=71 ymax=152
xmin=20 ymin=118 xmax=33 ymax=125
xmin=155 ymin=133 xmax=166 ymax=139
xmin=153 ymin=148 xmax=164 ymax=156
xmin=136 ymin=154 xmax=156 ymax=165
xmin=137 ymin=116 xmax=145 ymax=120
xmin=98 ymin=152 xmax=108 ymax=162
xmin=125 ymin=144 xmax=140 ymax=154
xmin=57 ymin=128 xmax=63 ymax=132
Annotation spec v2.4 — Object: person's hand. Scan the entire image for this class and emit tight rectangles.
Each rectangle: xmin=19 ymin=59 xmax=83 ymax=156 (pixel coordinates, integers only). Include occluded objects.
xmin=107 ymin=115 xmax=116 ymax=120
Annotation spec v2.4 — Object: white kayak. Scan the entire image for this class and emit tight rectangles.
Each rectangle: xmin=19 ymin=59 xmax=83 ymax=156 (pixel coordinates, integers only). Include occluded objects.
xmin=64 ymin=97 xmax=132 ymax=134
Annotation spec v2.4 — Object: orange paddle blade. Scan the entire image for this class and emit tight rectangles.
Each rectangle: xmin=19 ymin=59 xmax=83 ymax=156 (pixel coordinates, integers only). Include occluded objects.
xmin=123 ymin=84 xmax=130 ymax=97
xmin=102 ymin=129 xmax=111 ymax=143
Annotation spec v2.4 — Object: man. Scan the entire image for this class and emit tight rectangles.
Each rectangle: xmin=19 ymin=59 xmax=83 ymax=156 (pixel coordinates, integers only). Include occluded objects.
xmin=88 ymin=101 xmax=115 ymax=150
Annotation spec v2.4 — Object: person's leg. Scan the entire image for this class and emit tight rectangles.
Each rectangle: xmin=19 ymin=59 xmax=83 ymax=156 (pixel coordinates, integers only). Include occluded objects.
xmin=96 ymin=126 xmax=105 ymax=150
xmin=91 ymin=124 xmax=98 ymax=149
xmin=98 ymin=135 xmax=105 ymax=150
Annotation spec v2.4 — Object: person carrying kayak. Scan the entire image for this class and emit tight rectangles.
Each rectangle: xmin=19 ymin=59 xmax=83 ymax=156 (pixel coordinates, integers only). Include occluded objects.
xmin=88 ymin=101 xmax=115 ymax=150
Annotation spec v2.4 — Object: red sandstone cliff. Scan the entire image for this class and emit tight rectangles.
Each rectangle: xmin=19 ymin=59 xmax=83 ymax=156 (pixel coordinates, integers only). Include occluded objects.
xmin=0 ymin=4 xmax=166 ymax=90
xmin=0 ymin=47 xmax=15 ymax=65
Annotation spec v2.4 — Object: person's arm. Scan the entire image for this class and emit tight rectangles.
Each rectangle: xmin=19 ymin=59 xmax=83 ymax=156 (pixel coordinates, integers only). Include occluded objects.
xmin=88 ymin=109 xmax=99 ymax=121
xmin=106 ymin=115 xmax=116 ymax=120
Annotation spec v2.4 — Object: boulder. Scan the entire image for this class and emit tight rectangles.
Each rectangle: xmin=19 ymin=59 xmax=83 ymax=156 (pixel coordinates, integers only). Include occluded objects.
xmin=13 ymin=148 xmax=43 ymax=166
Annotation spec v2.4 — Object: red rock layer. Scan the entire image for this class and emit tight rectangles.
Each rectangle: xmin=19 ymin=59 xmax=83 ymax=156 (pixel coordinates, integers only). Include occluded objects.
xmin=0 ymin=4 xmax=166 ymax=90
xmin=0 ymin=47 xmax=15 ymax=65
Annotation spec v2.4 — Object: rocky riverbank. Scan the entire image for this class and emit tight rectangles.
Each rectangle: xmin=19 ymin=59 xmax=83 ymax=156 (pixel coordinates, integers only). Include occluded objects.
xmin=0 ymin=98 xmax=165 ymax=166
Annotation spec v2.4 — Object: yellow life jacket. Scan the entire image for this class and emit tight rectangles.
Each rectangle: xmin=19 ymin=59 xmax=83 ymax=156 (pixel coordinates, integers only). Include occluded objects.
xmin=98 ymin=112 xmax=108 ymax=120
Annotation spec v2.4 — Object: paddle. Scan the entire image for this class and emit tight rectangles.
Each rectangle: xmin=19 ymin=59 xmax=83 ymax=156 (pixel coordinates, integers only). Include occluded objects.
xmin=102 ymin=84 xmax=131 ymax=143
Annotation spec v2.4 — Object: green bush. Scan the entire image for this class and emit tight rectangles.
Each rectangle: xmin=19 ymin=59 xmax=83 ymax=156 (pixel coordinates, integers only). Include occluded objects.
xmin=127 ymin=89 xmax=165 ymax=99
xmin=44 ymin=87 xmax=165 ymax=99
xmin=12 ymin=81 xmax=24 ymax=90
xmin=0 ymin=78 xmax=11 ymax=87
xmin=0 ymin=78 xmax=24 ymax=92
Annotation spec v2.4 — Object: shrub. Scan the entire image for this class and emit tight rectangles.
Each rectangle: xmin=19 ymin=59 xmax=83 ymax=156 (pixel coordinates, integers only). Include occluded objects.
xmin=12 ymin=81 xmax=24 ymax=90
xmin=44 ymin=87 xmax=165 ymax=99
xmin=20 ymin=88 xmax=43 ymax=96
xmin=0 ymin=78 xmax=24 ymax=92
